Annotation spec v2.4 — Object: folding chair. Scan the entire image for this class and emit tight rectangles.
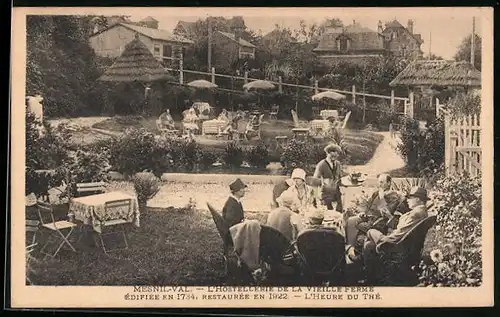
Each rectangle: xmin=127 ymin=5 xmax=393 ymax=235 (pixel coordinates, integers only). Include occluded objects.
xmin=294 ymin=228 xmax=346 ymax=286
xmin=93 ymin=199 xmax=132 ymax=254
xmin=76 ymin=181 xmax=107 ymax=198
xmin=269 ymin=105 xmax=279 ymax=121
xmin=36 ymin=201 xmax=77 ymax=258
xmin=26 ymin=242 xmax=38 ymax=285
xmin=26 ymin=219 xmax=40 ymax=246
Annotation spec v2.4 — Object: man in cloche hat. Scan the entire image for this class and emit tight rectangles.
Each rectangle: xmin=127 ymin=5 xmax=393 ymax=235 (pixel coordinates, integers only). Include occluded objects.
xmin=222 ymin=178 xmax=248 ymax=228
xmin=362 ymin=186 xmax=430 ymax=282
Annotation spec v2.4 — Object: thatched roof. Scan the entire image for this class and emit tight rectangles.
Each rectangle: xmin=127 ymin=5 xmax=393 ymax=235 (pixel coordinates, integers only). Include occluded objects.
xmin=389 ymin=60 xmax=481 ymax=87
xmin=98 ymin=34 xmax=173 ymax=83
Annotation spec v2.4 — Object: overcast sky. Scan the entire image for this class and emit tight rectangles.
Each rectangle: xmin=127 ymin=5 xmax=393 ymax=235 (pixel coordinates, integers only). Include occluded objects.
xmin=125 ymin=7 xmax=484 ymax=60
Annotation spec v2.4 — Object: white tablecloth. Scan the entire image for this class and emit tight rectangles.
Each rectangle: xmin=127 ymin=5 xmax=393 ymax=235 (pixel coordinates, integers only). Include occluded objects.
xmin=202 ymin=119 xmax=228 ymax=135
xmin=310 ymin=119 xmax=330 ymax=134
xmin=320 ymin=110 xmax=339 ymax=120
xmin=71 ymin=191 xmax=140 ymax=233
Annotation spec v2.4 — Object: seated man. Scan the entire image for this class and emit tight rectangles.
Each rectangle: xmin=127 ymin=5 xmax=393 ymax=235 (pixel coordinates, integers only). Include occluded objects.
xmin=362 ymin=186 xmax=429 ymax=283
xmin=222 ymin=178 xmax=248 ymax=228
xmin=345 ymin=174 xmax=408 ymax=260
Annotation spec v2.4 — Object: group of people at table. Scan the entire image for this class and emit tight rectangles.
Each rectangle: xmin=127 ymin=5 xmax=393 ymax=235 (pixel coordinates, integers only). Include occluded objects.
xmin=220 ymin=142 xmax=431 ymax=283
xmin=158 ymin=106 xmax=260 ymax=138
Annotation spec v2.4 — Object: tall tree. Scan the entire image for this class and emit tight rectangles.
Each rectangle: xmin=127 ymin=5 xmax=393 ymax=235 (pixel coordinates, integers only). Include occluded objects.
xmin=454 ymin=34 xmax=481 ymax=71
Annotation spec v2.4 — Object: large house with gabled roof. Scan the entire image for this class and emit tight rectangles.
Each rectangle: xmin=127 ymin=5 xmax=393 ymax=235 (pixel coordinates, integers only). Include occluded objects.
xmin=379 ymin=19 xmax=424 ymax=59
xmin=89 ymin=19 xmax=193 ymax=66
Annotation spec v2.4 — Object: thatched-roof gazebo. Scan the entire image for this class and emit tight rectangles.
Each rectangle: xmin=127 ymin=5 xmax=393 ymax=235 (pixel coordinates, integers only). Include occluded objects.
xmin=389 ymin=60 xmax=481 ymax=120
xmin=98 ymin=33 xmax=175 ymax=114
xmin=389 ymin=60 xmax=481 ymax=88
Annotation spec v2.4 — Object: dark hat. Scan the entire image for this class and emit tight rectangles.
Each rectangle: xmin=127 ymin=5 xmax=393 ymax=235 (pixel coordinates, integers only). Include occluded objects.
xmin=408 ymin=186 xmax=428 ymax=201
xmin=229 ymin=178 xmax=247 ymax=192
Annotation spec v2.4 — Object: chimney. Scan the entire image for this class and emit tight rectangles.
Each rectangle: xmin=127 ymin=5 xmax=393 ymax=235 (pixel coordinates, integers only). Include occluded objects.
xmin=352 ymin=20 xmax=356 ymax=25
xmin=231 ymin=17 xmax=245 ymax=45
xmin=407 ymin=19 xmax=414 ymax=34
xmin=377 ymin=20 xmax=383 ymax=33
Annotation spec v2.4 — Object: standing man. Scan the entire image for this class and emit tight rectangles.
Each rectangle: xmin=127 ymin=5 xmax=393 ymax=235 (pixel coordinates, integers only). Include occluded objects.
xmin=313 ymin=143 xmax=344 ymax=212
xmin=222 ymin=178 xmax=248 ymax=228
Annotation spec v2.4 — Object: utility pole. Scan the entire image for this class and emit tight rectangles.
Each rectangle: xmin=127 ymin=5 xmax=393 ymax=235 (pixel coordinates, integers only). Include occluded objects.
xmin=208 ymin=16 xmax=212 ymax=72
xmin=428 ymin=31 xmax=432 ymax=59
xmin=471 ymin=16 xmax=476 ymax=66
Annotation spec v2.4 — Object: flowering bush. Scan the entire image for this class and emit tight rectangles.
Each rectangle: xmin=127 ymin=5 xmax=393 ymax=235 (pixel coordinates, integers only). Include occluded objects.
xmin=397 ymin=116 xmax=445 ymax=175
xmin=245 ymin=142 xmax=271 ymax=168
xmin=417 ymin=172 xmax=482 ymax=287
xmin=132 ymin=172 xmax=161 ymax=211
xmin=222 ymin=142 xmax=244 ymax=169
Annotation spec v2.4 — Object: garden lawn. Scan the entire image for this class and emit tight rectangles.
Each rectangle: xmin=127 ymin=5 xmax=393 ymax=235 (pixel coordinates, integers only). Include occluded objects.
xmin=91 ymin=116 xmax=384 ymax=165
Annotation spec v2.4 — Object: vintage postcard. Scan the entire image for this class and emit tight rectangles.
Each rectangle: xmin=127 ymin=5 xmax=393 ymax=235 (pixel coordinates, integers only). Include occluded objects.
xmin=11 ymin=6 xmax=494 ymax=308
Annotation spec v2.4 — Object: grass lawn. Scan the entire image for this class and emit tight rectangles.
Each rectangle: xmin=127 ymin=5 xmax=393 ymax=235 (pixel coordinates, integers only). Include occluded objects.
xmin=28 ymin=205 xmax=438 ymax=286
xmin=92 ymin=116 xmax=384 ymax=166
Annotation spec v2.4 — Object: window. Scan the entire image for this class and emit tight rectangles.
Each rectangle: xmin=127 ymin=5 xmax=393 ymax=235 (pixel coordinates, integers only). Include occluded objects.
xmin=339 ymin=38 xmax=348 ymax=51
xmin=163 ymin=44 xmax=172 ymax=58
xmin=392 ymin=32 xmax=398 ymax=40
xmin=153 ymin=44 xmax=161 ymax=56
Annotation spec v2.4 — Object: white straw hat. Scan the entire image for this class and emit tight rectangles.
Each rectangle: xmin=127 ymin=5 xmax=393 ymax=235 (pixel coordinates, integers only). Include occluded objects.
xmin=291 ymin=168 xmax=306 ymax=181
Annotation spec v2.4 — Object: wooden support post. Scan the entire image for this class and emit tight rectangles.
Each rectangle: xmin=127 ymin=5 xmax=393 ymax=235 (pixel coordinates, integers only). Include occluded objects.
xmin=314 ymin=80 xmax=319 ymax=94
xmin=408 ymin=91 xmax=415 ymax=118
xmin=444 ymin=112 xmax=451 ymax=175
xmin=435 ymin=98 xmax=440 ymax=117
xmin=179 ymin=55 xmax=184 ymax=84
xmin=211 ymin=67 xmax=216 ymax=84
xmin=278 ymin=76 xmax=283 ymax=93
xmin=390 ymin=90 xmax=395 ymax=107
xmin=244 ymin=71 xmax=248 ymax=84
xmin=351 ymin=85 xmax=356 ymax=104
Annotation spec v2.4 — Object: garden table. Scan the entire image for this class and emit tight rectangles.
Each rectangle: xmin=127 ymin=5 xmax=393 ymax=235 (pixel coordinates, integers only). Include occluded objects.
xmin=70 ymin=191 xmax=140 ymax=234
xmin=310 ymin=119 xmax=330 ymax=136
xmin=202 ymin=119 xmax=228 ymax=135
xmin=291 ymin=128 xmax=310 ymax=140
xmin=340 ymin=175 xmax=367 ymax=187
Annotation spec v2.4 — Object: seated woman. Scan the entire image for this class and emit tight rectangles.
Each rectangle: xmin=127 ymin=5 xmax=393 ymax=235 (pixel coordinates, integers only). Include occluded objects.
xmin=159 ymin=109 xmax=175 ymax=130
xmin=221 ymin=113 xmax=243 ymax=139
xmin=267 ymin=190 xmax=302 ymax=241
xmin=217 ymin=109 xmax=229 ymax=122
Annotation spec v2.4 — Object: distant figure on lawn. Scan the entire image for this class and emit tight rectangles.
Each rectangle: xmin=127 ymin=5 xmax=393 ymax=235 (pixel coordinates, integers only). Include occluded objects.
xmin=159 ymin=109 xmax=175 ymax=130
xmin=313 ymin=143 xmax=344 ymax=212
xmin=222 ymin=178 xmax=248 ymax=228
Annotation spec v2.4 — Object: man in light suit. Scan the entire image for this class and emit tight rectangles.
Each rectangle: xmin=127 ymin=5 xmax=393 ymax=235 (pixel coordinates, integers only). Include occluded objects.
xmin=222 ymin=178 xmax=248 ymax=228
xmin=362 ymin=186 xmax=429 ymax=282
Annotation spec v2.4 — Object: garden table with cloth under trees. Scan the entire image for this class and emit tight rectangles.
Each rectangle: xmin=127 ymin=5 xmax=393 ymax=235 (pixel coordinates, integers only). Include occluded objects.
xmin=70 ymin=192 xmax=140 ymax=234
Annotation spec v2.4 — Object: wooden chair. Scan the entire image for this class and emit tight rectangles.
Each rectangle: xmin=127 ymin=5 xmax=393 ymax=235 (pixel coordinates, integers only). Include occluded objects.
xmin=311 ymin=106 xmax=321 ymax=119
xmin=93 ymin=199 xmax=132 ymax=254
xmin=294 ymin=228 xmax=346 ymax=286
xmin=375 ymin=215 xmax=437 ymax=286
xmin=26 ymin=219 xmax=40 ymax=246
xmin=207 ymin=203 xmax=240 ymax=278
xmin=156 ymin=117 xmax=179 ymax=137
xmin=76 ymin=181 xmax=107 ymax=198
xmin=26 ymin=242 xmax=38 ymax=285
xmin=244 ymin=114 xmax=265 ymax=141
xmin=269 ymin=105 xmax=279 ymax=121
xmin=36 ymin=201 xmax=77 ymax=258
xmin=339 ymin=111 xmax=351 ymax=129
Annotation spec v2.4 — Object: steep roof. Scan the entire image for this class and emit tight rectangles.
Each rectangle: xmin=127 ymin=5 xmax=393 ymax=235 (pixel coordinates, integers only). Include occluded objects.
xmin=385 ymin=19 xmax=405 ymax=29
xmin=217 ymin=31 xmax=256 ymax=48
xmin=98 ymin=34 xmax=174 ymax=83
xmin=382 ymin=19 xmax=424 ymax=44
xmin=140 ymin=16 xmax=158 ymax=22
xmin=313 ymin=23 xmax=385 ymax=52
xmin=90 ymin=22 xmax=194 ymax=45
xmin=389 ymin=60 xmax=481 ymax=87
xmin=175 ymin=21 xmax=197 ymax=33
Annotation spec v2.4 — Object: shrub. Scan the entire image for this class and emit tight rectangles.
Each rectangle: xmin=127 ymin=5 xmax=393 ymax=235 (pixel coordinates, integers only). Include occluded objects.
xmin=397 ymin=116 xmax=445 ymax=175
xmin=131 ymin=172 xmax=161 ymax=211
xmin=416 ymin=172 xmax=482 ymax=286
xmin=107 ymin=128 xmax=163 ymax=177
xmin=245 ymin=143 xmax=271 ymax=168
xmin=222 ymin=142 xmax=244 ymax=169
xmin=280 ymin=139 xmax=316 ymax=174
xmin=168 ymin=139 xmax=202 ymax=172
xmin=197 ymin=149 xmax=219 ymax=171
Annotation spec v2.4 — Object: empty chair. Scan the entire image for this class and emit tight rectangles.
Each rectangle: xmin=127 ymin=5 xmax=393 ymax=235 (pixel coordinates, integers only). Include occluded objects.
xmin=93 ymin=199 xmax=133 ymax=254
xmin=36 ymin=201 xmax=77 ymax=258
xmin=269 ymin=105 xmax=279 ymax=121
xmin=75 ymin=182 xmax=107 ymax=198
xmin=294 ymin=228 xmax=346 ymax=285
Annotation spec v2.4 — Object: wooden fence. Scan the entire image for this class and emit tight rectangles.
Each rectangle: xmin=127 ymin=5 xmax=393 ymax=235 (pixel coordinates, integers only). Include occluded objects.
xmin=443 ymin=108 xmax=481 ymax=177
xmin=165 ymin=66 xmax=413 ymax=116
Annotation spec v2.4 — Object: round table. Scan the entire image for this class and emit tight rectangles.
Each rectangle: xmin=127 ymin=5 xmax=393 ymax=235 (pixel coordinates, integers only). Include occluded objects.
xmin=340 ymin=175 xmax=367 ymax=187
